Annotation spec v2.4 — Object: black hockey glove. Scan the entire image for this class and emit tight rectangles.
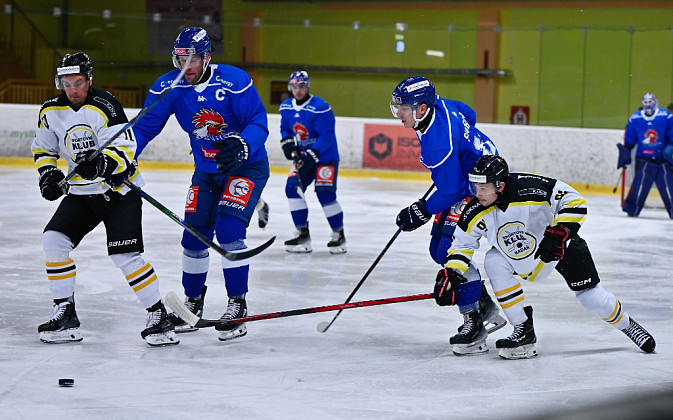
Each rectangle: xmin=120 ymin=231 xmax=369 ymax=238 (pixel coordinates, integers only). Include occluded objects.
xmin=74 ymin=150 xmax=116 ymax=180
xmin=293 ymin=148 xmax=320 ymax=176
xmin=617 ymin=143 xmax=632 ymax=169
xmin=280 ymin=136 xmax=300 ymax=160
xmin=106 ymin=160 xmax=138 ymax=188
xmin=38 ymin=166 xmax=69 ymax=201
xmin=534 ymin=224 xmax=570 ymax=263
xmin=396 ymin=199 xmax=431 ymax=231
xmin=433 ymin=268 xmax=466 ymax=306
xmin=212 ymin=135 xmax=250 ymax=175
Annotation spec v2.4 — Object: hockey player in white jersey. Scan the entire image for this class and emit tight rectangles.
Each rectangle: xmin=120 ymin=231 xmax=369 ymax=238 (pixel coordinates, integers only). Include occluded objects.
xmin=439 ymin=155 xmax=656 ymax=358
xmin=133 ymin=28 xmax=270 ymax=341
xmin=31 ymin=52 xmax=178 ymax=347
xmin=279 ymin=71 xmax=346 ymax=254
xmin=390 ymin=76 xmax=505 ymax=355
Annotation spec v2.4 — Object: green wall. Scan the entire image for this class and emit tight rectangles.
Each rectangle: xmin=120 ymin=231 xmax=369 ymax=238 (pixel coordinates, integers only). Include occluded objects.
xmin=11 ymin=1 xmax=673 ymax=129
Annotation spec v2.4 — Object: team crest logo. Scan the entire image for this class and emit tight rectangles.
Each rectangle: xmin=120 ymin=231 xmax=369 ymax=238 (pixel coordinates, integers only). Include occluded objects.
xmin=497 ymin=221 xmax=536 ymax=260
xmin=192 ymin=108 xmax=228 ymax=139
xmin=293 ymin=122 xmax=309 ymax=141
xmin=643 ymin=129 xmax=658 ymax=145
xmin=65 ymin=124 xmax=97 ymax=160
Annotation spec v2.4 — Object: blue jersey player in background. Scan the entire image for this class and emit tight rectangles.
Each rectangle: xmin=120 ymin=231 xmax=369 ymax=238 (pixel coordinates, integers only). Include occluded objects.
xmin=390 ymin=76 xmax=506 ymax=355
xmin=617 ymin=92 xmax=673 ymax=218
xmin=133 ymin=27 xmax=269 ymax=341
xmin=279 ymin=71 xmax=346 ymax=254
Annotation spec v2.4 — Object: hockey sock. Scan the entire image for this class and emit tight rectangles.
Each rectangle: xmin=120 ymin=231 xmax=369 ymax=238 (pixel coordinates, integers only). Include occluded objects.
xmin=111 ymin=252 xmax=161 ymax=309
xmin=182 ymin=248 xmax=209 ymax=297
xmin=575 ymin=284 xmax=629 ymax=330
xmin=43 ymin=230 xmax=76 ymax=300
xmin=215 ymin=214 xmax=249 ymax=297
xmin=286 ymin=179 xmax=309 ymax=228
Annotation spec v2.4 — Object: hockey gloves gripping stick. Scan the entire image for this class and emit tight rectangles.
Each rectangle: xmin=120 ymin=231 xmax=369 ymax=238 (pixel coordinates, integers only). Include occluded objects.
xmin=534 ymin=224 xmax=570 ymax=263
xmin=433 ymin=268 xmax=466 ymax=306
xmin=74 ymin=150 xmax=116 ymax=180
xmin=293 ymin=148 xmax=320 ymax=178
xmin=280 ymin=136 xmax=300 ymax=160
xmin=38 ymin=167 xmax=69 ymax=201
xmin=396 ymin=199 xmax=432 ymax=232
xmin=212 ymin=135 xmax=250 ymax=175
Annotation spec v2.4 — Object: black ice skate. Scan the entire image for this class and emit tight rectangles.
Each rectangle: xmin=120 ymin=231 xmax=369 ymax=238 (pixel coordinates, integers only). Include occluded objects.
xmin=284 ymin=224 xmax=312 ymax=253
xmin=38 ymin=295 xmax=83 ymax=344
xmin=495 ymin=305 xmax=538 ymax=359
xmin=167 ymin=285 xmax=207 ymax=333
xmin=621 ymin=317 xmax=656 ymax=353
xmin=142 ymin=301 xmax=179 ymax=347
xmin=327 ymin=228 xmax=347 ymax=254
xmin=216 ymin=295 xmax=248 ymax=341
xmin=457 ymin=283 xmax=507 ymax=334
xmin=258 ymin=201 xmax=270 ymax=229
xmin=450 ymin=310 xmax=488 ymax=356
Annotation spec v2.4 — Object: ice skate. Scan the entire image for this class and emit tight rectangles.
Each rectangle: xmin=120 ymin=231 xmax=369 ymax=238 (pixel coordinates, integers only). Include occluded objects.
xmin=38 ymin=295 xmax=83 ymax=344
xmin=496 ymin=305 xmax=538 ymax=359
xmin=449 ymin=310 xmax=488 ymax=356
xmin=216 ymin=295 xmax=248 ymax=341
xmin=257 ymin=201 xmax=270 ymax=229
xmin=142 ymin=301 xmax=179 ymax=347
xmin=457 ymin=284 xmax=507 ymax=334
xmin=327 ymin=228 xmax=347 ymax=254
xmin=167 ymin=285 xmax=207 ymax=333
xmin=284 ymin=225 xmax=312 ymax=253
xmin=621 ymin=317 xmax=655 ymax=353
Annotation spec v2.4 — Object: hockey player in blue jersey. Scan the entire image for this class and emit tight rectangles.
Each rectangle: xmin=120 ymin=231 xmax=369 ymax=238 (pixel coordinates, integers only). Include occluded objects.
xmin=132 ymin=27 xmax=270 ymax=341
xmin=279 ymin=71 xmax=346 ymax=254
xmin=618 ymin=92 xmax=673 ymax=218
xmin=390 ymin=76 xmax=505 ymax=355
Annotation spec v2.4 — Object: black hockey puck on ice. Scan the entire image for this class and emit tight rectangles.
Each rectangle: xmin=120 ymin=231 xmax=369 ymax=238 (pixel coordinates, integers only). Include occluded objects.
xmin=58 ymin=378 xmax=74 ymax=387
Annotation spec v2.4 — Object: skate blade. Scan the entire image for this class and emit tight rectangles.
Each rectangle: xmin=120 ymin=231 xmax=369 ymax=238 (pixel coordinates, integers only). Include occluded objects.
xmin=145 ymin=331 xmax=180 ymax=347
xmin=485 ymin=314 xmax=507 ymax=334
xmin=328 ymin=245 xmax=347 ymax=254
xmin=498 ymin=344 xmax=538 ymax=360
xmin=174 ymin=324 xmax=199 ymax=334
xmin=452 ymin=341 xmax=489 ymax=356
xmin=285 ymin=244 xmax=312 ymax=253
xmin=39 ymin=328 xmax=83 ymax=344
xmin=217 ymin=325 xmax=247 ymax=342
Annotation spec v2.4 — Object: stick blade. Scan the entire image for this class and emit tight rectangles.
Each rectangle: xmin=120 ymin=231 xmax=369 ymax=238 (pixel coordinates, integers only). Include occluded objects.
xmin=165 ymin=291 xmax=200 ymax=327
xmin=224 ymin=236 xmax=276 ymax=261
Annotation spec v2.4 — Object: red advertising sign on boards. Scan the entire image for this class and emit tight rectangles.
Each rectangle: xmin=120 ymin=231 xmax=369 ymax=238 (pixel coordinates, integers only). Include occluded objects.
xmin=510 ymin=106 xmax=530 ymax=125
xmin=362 ymin=124 xmax=426 ymax=172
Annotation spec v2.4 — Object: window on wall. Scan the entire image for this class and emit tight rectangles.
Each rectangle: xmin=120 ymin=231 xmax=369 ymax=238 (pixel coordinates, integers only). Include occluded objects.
xmin=146 ymin=0 xmax=223 ymax=56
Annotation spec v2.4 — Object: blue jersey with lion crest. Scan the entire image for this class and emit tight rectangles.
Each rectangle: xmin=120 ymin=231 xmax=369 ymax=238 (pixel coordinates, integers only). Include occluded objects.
xmin=133 ymin=64 xmax=268 ymax=172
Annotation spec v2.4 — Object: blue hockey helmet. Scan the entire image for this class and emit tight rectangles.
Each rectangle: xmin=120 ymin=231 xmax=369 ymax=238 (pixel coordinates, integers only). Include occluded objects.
xmin=642 ymin=92 xmax=658 ymax=116
xmin=390 ymin=76 xmax=436 ymax=127
xmin=172 ymin=27 xmax=211 ymax=69
xmin=288 ymin=71 xmax=310 ymax=90
xmin=55 ymin=52 xmax=93 ymax=89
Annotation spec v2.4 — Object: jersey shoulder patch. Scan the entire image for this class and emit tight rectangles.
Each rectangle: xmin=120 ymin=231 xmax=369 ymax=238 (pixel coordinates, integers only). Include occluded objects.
xmin=510 ymin=173 xmax=555 ymax=202
xmin=457 ymin=196 xmax=487 ymax=231
xmin=88 ymin=87 xmax=128 ymax=125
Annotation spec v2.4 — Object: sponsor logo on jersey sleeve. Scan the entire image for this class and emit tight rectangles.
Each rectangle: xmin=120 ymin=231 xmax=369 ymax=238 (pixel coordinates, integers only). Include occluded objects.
xmin=185 ymin=186 xmax=199 ymax=213
xmin=219 ymin=177 xmax=255 ymax=210
xmin=315 ymin=165 xmax=335 ymax=186
xmin=497 ymin=221 xmax=536 ymax=260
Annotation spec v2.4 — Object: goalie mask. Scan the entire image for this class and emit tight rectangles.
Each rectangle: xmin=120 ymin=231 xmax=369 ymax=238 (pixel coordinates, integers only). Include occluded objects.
xmin=288 ymin=71 xmax=310 ymax=91
xmin=55 ymin=52 xmax=93 ymax=90
xmin=642 ymin=92 xmax=658 ymax=117
xmin=173 ymin=27 xmax=211 ymax=70
xmin=390 ymin=76 xmax=436 ymax=127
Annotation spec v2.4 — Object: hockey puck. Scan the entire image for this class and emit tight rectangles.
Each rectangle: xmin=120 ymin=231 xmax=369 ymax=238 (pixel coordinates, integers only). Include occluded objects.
xmin=58 ymin=378 xmax=74 ymax=387
xmin=316 ymin=321 xmax=330 ymax=333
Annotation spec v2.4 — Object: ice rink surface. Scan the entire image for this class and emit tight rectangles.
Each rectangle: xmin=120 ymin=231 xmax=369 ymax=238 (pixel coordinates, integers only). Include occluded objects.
xmin=1 ymin=166 xmax=672 ymax=419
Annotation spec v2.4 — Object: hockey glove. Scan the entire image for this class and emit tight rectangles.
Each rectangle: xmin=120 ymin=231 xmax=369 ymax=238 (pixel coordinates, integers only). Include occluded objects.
xmin=212 ymin=135 xmax=250 ymax=175
xmin=534 ymin=224 xmax=570 ymax=263
xmin=617 ymin=143 xmax=632 ymax=169
xmin=663 ymin=143 xmax=673 ymax=166
xmin=280 ymin=136 xmax=300 ymax=160
xmin=74 ymin=150 xmax=117 ymax=180
xmin=38 ymin=166 xmax=69 ymax=201
xmin=293 ymin=148 xmax=320 ymax=176
xmin=396 ymin=199 xmax=432 ymax=231
xmin=433 ymin=268 xmax=466 ymax=306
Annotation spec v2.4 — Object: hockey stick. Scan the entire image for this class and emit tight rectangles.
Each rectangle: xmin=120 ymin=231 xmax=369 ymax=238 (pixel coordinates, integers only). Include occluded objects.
xmin=317 ymin=182 xmax=436 ymax=333
xmin=59 ymin=55 xmax=193 ymax=186
xmin=165 ymin=290 xmax=433 ymax=329
xmin=121 ymin=179 xmax=275 ymax=261
xmin=612 ymin=168 xmax=624 ymax=194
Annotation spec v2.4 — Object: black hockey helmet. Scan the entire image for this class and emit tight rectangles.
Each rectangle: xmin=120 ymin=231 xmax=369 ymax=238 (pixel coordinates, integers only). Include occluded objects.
xmin=469 ymin=155 xmax=509 ymax=188
xmin=55 ymin=52 xmax=93 ymax=90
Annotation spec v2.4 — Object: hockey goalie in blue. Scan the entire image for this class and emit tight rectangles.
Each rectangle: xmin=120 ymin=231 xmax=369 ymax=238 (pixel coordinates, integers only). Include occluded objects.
xmin=133 ymin=27 xmax=269 ymax=342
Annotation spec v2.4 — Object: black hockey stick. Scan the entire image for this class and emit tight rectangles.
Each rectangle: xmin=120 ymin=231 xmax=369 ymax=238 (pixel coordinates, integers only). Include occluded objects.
xmin=317 ymin=182 xmax=436 ymax=333
xmin=612 ymin=168 xmax=624 ymax=194
xmin=165 ymin=290 xmax=433 ymax=329
xmin=122 ymin=179 xmax=275 ymax=261
xmin=59 ymin=55 xmax=193 ymax=186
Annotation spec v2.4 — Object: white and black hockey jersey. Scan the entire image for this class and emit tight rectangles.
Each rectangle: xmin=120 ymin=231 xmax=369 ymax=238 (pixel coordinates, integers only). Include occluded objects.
xmin=31 ymin=87 xmax=141 ymax=195
xmin=445 ymin=173 xmax=587 ymax=281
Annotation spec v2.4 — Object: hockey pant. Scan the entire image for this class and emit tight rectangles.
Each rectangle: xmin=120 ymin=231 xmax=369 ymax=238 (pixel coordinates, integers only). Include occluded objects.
xmin=623 ymin=158 xmax=673 ymax=217
xmin=285 ymin=167 xmax=343 ymax=231
xmin=42 ymin=230 xmax=161 ymax=309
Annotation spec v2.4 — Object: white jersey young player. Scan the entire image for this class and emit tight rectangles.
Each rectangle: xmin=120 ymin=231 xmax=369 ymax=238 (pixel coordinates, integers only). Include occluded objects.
xmin=435 ymin=155 xmax=656 ymax=359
